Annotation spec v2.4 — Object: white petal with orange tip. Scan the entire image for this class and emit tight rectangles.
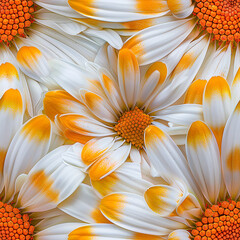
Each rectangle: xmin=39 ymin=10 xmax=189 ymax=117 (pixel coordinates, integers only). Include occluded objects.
xmin=68 ymin=0 xmax=169 ymax=22
xmin=221 ymin=101 xmax=240 ymax=199
xmin=167 ymin=0 xmax=194 ymax=18
xmin=138 ymin=62 xmax=167 ymax=107
xmin=118 ymin=48 xmax=140 ymax=108
xmin=144 ymin=185 xmax=184 ymax=216
xmin=168 ymin=229 xmax=191 ymax=240
xmin=92 ymin=162 xmax=152 ymax=197
xmin=3 ymin=115 xmax=52 ymax=201
xmin=89 ymin=143 xmax=131 ymax=180
xmin=43 ymin=90 xmax=87 ymax=122
xmin=81 ymin=137 xmax=115 ymax=167
xmin=186 ymin=121 xmax=221 ymax=204
xmin=69 ymin=223 xmax=162 ymax=240
xmin=100 ymin=192 xmax=186 ymax=235
xmin=0 ymin=62 xmax=22 ymax=99
xmin=148 ymin=35 xmax=210 ymax=111
xmin=203 ymin=76 xmax=232 ymax=147
xmin=17 ymin=144 xmax=85 ymax=212
xmin=144 ymin=125 xmax=194 ymax=189
xmin=58 ymin=184 xmax=109 ymax=224
xmin=0 ymin=89 xmax=23 ymax=190
xmin=99 ymin=70 xmax=125 ymax=113
xmin=124 ymin=17 xmax=196 ymax=65
xmin=81 ymin=90 xmax=117 ymax=123
xmin=17 ymin=46 xmax=50 ymax=81
xmin=176 ymin=192 xmax=202 ymax=220
xmin=56 ymin=113 xmax=114 ymax=137
xmin=231 ymin=67 xmax=240 ymax=108
xmin=184 ymin=79 xmax=207 ymax=104
xmin=35 ymin=222 xmax=85 ymax=240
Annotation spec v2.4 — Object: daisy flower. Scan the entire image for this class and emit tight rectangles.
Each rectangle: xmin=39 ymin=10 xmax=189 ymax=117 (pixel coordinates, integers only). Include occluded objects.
xmin=97 ymin=95 xmax=240 ymax=240
xmin=0 ymin=0 xmax=116 ymax=117
xmin=0 ymin=87 xmax=92 ymax=239
xmin=184 ymin=68 xmax=240 ymax=148
xmin=120 ymin=0 xmax=240 ymax=86
xmin=43 ymin=47 xmax=202 ymax=181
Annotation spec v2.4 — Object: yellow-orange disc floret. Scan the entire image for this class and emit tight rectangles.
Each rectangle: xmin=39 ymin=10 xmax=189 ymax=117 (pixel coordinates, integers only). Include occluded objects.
xmin=193 ymin=0 xmax=240 ymax=42
xmin=114 ymin=107 xmax=152 ymax=148
xmin=0 ymin=0 xmax=35 ymax=43
xmin=0 ymin=201 xmax=34 ymax=240
xmin=192 ymin=200 xmax=240 ymax=240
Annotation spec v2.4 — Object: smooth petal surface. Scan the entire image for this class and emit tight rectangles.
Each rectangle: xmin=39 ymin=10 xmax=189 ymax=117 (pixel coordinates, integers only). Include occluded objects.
xmin=100 ymin=192 xmax=186 ymax=235
xmin=186 ymin=121 xmax=221 ymax=204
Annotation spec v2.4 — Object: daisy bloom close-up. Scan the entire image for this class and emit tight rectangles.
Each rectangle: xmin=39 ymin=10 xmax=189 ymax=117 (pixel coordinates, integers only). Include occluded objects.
xmin=118 ymin=0 xmax=240 ymax=86
xmin=0 ymin=87 xmax=94 ymax=239
xmin=97 ymin=95 xmax=240 ymax=240
xmin=43 ymin=46 xmax=203 ymax=181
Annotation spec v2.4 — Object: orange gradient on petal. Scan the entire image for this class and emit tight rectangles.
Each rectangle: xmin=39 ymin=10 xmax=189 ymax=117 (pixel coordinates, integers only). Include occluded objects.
xmin=17 ymin=46 xmax=42 ymax=68
xmin=123 ymin=18 xmax=153 ymax=30
xmin=30 ymin=170 xmax=59 ymax=203
xmin=226 ymin=147 xmax=240 ymax=171
xmin=145 ymin=125 xmax=166 ymax=146
xmin=100 ymin=194 xmax=126 ymax=222
xmin=0 ymin=150 xmax=6 ymax=173
xmin=136 ymin=0 xmax=165 ymax=13
xmin=21 ymin=115 xmax=51 ymax=142
xmin=68 ymin=0 xmax=95 ymax=16
xmin=69 ymin=225 xmax=93 ymax=240
xmin=187 ymin=121 xmax=213 ymax=148
xmin=0 ymin=89 xmax=23 ymax=114
xmin=91 ymin=207 xmax=111 ymax=223
xmin=204 ymin=76 xmax=231 ymax=101
xmin=123 ymin=35 xmax=145 ymax=57
xmin=43 ymin=90 xmax=82 ymax=121
xmin=0 ymin=62 xmax=19 ymax=81
xmin=185 ymin=79 xmax=207 ymax=104
xmin=145 ymin=61 xmax=167 ymax=85
xmin=91 ymin=172 xmax=118 ymax=196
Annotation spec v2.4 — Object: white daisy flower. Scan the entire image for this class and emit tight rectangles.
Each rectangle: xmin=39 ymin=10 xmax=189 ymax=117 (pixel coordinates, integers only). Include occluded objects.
xmin=0 ymin=0 xmax=119 ymax=117
xmin=0 ymin=86 xmax=93 ymax=239
xmin=42 ymin=46 xmax=202 ymax=181
xmin=119 ymin=0 xmax=240 ymax=87
xmin=97 ymin=96 xmax=240 ymax=240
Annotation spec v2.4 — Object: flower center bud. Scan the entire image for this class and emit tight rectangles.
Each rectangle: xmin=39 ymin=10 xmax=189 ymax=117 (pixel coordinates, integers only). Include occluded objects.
xmin=193 ymin=0 xmax=240 ymax=42
xmin=192 ymin=200 xmax=240 ymax=240
xmin=0 ymin=0 xmax=35 ymax=43
xmin=114 ymin=106 xmax=152 ymax=148
xmin=0 ymin=201 xmax=34 ymax=240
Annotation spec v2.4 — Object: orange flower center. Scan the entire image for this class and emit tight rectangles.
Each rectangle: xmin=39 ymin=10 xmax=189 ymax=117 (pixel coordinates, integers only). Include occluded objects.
xmin=192 ymin=200 xmax=240 ymax=240
xmin=193 ymin=0 xmax=240 ymax=42
xmin=0 ymin=201 xmax=34 ymax=240
xmin=0 ymin=0 xmax=35 ymax=44
xmin=114 ymin=107 xmax=152 ymax=148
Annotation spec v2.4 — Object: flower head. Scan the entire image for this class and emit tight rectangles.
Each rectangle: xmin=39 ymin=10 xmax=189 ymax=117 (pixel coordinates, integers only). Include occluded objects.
xmin=43 ymin=46 xmax=202 ymax=180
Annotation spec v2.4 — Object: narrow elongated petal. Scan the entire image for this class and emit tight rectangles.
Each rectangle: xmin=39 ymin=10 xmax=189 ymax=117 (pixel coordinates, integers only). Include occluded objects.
xmin=4 ymin=115 xmax=52 ymax=201
xmin=17 ymin=144 xmax=85 ymax=212
xmin=68 ymin=0 xmax=169 ymax=22
xmin=186 ymin=121 xmax=221 ymax=204
xmin=92 ymin=162 xmax=152 ymax=196
xmin=100 ymin=193 xmax=186 ymax=235
xmin=118 ymin=48 xmax=140 ymax=108
xmin=203 ymin=76 xmax=232 ymax=147
xmin=89 ymin=144 xmax=131 ymax=180
xmin=221 ymin=102 xmax=240 ymax=199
